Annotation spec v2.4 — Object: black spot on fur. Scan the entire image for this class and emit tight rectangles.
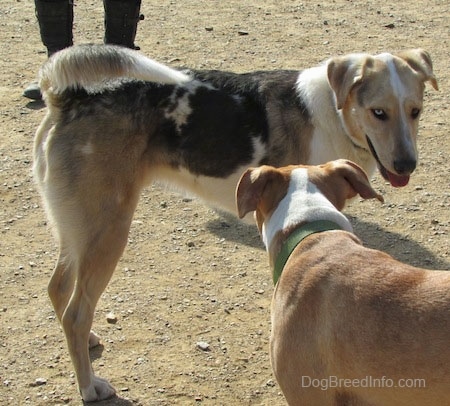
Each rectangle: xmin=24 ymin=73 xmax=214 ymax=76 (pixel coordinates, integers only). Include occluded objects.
xmin=174 ymin=84 xmax=266 ymax=177
xmin=192 ymin=69 xmax=306 ymax=115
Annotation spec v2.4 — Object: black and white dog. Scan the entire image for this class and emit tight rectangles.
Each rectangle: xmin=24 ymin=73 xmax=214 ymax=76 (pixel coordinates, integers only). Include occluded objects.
xmin=34 ymin=44 xmax=437 ymax=401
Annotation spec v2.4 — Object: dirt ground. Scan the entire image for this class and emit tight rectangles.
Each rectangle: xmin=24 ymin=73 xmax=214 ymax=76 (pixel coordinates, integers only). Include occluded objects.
xmin=0 ymin=1 xmax=449 ymax=405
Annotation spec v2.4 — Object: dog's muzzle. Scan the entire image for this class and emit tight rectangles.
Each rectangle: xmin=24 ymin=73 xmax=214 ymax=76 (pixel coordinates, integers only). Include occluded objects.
xmin=366 ymin=136 xmax=412 ymax=187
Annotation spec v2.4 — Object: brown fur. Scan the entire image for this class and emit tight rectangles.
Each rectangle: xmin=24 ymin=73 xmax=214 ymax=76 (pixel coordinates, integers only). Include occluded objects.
xmin=236 ymin=160 xmax=450 ymax=406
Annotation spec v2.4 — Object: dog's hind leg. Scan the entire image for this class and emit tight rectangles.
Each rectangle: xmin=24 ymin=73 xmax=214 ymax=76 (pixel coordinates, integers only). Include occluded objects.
xmin=47 ymin=251 xmax=75 ymax=325
xmin=39 ymin=150 xmax=142 ymax=401
xmin=53 ymin=191 xmax=140 ymax=401
xmin=48 ymin=251 xmax=102 ymax=348
xmin=63 ymin=218 xmax=135 ymax=400
xmin=34 ymin=108 xmax=149 ymax=400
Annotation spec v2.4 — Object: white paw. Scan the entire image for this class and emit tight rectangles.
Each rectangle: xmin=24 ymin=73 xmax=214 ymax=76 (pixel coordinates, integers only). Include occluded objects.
xmin=80 ymin=374 xmax=116 ymax=402
xmin=88 ymin=330 xmax=101 ymax=348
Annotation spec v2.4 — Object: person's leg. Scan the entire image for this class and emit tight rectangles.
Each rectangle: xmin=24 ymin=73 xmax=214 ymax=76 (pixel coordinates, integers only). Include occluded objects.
xmin=36 ymin=0 xmax=74 ymax=57
xmin=24 ymin=0 xmax=73 ymax=100
xmin=103 ymin=0 xmax=143 ymax=49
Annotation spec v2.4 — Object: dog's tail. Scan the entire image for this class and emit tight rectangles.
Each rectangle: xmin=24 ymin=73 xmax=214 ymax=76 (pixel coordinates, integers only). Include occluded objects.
xmin=39 ymin=44 xmax=190 ymax=96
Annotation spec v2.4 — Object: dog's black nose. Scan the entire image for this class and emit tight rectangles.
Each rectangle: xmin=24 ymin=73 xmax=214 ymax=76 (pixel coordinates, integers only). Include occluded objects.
xmin=394 ymin=158 xmax=416 ymax=175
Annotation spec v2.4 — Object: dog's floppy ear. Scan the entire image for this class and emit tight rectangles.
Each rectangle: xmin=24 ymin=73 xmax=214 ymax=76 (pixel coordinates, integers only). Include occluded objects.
xmin=236 ymin=168 xmax=261 ymax=219
xmin=327 ymin=55 xmax=370 ymax=110
xmin=311 ymin=160 xmax=383 ymax=210
xmin=333 ymin=160 xmax=384 ymax=207
xmin=236 ymin=166 xmax=288 ymax=220
xmin=396 ymin=49 xmax=438 ymax=90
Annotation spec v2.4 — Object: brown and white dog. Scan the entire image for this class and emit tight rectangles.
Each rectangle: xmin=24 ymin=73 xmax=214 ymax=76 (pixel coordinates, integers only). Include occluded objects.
xmin=236 ymin=159 xmax=450 ymax=406
xmin=34 ymin=44 xmax=437 ymax=401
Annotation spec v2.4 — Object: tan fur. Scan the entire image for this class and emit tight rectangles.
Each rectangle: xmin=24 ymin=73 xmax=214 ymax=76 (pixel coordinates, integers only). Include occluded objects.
xmin=236 ymin=160 xmax=450 ymax=406
xmin=327 ymin=49 xmax=438 ymax=182
xmin=265 ymin=106 xmax=315 ymax=166
xmin=34 ymin=111 xmax=147 ymax=400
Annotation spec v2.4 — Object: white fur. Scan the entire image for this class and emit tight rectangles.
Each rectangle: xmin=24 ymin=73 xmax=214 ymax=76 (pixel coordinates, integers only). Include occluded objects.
xmin=164 ymin=87 xmax=193 ymax=132
xmin=262 ymin=168 xmax=353 ymax=249
xmin=155 ymin=137 xmax=267 ymax=217
xmin=40 ymin=45 xmax=190 ymax=94
xmin=163 ymin=81 xmax=216 ymax=132
xmin=296 ymin=65 xmax=376 ymax=175
xmin=296 ymin=64 xmax=337 ymax=137
xmin=80 ymin=374 xmax=115 ymax=402
xmin=123 ymin=51 xmax=191 ymax=84
xmin=377 ymin=53 xmax=417 ymax=159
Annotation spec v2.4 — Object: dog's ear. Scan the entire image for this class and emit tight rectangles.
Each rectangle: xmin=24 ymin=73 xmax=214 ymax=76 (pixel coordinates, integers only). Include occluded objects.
xmin=236 ymin=168 xmax=260 ymax=219
xmin=236 ymin=166 xmax=288 ymax=220
xmin=397 ymin=49 xmax=438 ymax=90
xmin=327 ymin=55 xmax=370 ymax=109
xmin=334 ymin=160 xmax=384 ymax=207
xmin=311 ymin=160 xmax=383 ymax=210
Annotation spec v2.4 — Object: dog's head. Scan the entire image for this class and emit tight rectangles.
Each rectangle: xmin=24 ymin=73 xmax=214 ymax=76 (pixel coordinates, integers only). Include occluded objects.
xmin=327 ymin=49 xmax=438 ymax=188
xmin=236 ymin=159 xmax=383 ymax=233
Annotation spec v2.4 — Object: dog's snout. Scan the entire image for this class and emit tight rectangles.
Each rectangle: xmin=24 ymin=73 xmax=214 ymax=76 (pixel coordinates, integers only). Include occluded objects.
xmin=394 ymin=158 xmax=416 ymax=175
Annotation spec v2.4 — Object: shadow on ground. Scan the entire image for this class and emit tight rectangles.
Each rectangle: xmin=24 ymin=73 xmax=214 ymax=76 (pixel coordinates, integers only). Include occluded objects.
xmin=207 ymin=212 xmax=449 ymax=271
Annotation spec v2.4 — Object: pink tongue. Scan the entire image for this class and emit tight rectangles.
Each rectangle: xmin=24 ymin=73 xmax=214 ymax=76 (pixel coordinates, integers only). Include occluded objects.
xmin=387 ymin=171 xmax=410 ymax=187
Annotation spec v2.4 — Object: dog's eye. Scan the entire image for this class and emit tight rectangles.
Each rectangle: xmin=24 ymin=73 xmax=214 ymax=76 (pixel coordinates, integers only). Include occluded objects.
xmin=411 ymin=108 xmax=421 ymax=119
xmin=372 ymin=109 xmax=388 ymax=121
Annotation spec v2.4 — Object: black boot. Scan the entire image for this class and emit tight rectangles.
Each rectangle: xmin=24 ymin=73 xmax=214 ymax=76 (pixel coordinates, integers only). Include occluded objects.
xmin=103 ymin=0 xmax=143 ymax=49
xmin=23 ymin=0 xmax=73 ymax=100
xmin=35 ymin=0 xmax=74 ymax=57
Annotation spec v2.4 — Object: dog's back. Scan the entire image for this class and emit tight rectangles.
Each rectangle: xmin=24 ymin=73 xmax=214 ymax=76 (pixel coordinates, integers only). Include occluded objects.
xmin=272 ymin=233 xmax=450 ymax=406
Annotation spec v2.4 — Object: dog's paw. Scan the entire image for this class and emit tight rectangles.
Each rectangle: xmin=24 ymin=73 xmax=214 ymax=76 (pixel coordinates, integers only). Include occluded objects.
xmin=80 ymin=375 xmax=116 ymax=402
xmin=88 ymin=330 xmax=101 ymax=348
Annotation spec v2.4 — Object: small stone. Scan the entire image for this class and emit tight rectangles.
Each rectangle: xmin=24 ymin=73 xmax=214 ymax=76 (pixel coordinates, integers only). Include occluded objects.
xmin=196 ymin=341 xmax=210 ymax=351
xmin=106 ymin=312 xmax=118 ymax=324
xmin=35 ymin=377 xmax=47 ymax=386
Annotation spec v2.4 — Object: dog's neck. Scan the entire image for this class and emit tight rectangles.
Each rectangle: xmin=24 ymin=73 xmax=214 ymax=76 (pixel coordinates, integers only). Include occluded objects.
xmin=262 ymin=168 xmax=353 ymax=279
xmin=271 ymin=219 xmax=343 ymax=285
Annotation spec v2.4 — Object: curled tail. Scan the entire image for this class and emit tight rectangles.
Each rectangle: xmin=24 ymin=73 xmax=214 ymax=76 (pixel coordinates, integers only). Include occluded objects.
xmin=39 ymin=44 xmax=190 ymax=96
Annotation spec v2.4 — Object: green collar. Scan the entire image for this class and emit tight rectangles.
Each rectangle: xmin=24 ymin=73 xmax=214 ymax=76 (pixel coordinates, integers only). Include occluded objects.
xmin=273 ymin=220 xmax=342 ymax=285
